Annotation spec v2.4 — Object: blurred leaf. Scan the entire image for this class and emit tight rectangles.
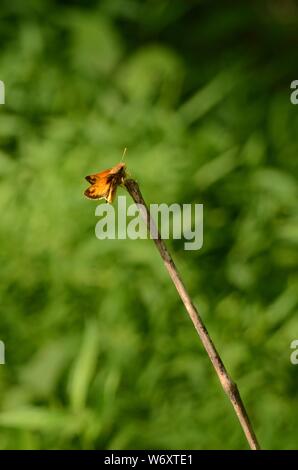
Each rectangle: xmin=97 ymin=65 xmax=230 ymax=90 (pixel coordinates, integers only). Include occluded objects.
xmin=118 ymin=45 xmax=184 ymax=105
xmin=68 ymin=320 xmax=100 ymax=412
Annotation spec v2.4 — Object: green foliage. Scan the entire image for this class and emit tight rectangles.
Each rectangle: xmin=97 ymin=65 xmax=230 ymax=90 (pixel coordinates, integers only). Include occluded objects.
xmin=0 ymin=0 xmax=298 ymax=450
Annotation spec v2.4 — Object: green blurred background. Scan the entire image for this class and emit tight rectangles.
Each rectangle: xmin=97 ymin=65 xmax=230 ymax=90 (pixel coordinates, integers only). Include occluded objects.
xmin=0 ymin=0 xmax=298 ymax=450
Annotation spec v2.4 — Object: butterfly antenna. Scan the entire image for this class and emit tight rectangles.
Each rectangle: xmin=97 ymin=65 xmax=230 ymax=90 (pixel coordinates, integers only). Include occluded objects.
xmin=121 ymin=147 xmax=127 ymax=162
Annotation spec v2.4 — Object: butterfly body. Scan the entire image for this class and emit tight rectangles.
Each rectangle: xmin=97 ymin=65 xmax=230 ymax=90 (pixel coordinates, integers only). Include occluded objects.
xmin=84 ymin=162 xmax=126 ymax=204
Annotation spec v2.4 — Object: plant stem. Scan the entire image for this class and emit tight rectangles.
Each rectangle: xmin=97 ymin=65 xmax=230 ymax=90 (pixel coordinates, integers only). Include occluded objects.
xmin=124 ymin=178 xmax=261 ymax=451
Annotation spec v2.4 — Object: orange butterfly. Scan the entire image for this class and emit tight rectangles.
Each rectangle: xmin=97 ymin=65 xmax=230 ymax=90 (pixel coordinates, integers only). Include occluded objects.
xmin=84 ymin=162 xmax=126 ymax=204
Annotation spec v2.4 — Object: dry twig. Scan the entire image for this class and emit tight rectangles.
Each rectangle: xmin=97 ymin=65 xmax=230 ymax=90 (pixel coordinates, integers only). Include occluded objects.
xmin=124 ymin=177 xmax=260 ymax=450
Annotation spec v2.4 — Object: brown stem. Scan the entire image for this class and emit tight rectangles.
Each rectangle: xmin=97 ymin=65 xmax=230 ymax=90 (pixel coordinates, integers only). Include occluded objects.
xmin=124 ymin=178 xmax=260 ymax=450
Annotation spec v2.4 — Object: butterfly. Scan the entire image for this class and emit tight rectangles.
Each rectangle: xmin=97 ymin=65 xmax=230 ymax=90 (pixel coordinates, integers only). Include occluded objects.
xmin=84 ymin=162 xmax=126 ymax=204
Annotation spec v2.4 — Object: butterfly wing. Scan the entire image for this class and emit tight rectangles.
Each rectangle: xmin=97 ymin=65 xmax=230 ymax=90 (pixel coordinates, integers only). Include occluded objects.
xmin=106 ymin=181 xmax=118 ymax=204
xmin=84 ymin=168 xmax=112 ymax=200
xmin=85 ymin=168 xmax=111 ymax=185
